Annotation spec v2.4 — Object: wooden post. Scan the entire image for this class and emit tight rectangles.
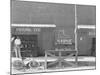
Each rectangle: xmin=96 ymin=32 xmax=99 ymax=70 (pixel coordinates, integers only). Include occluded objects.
xmin=75 ymin=4 xmax=78 ymax=65
xmin=58 ymin=51 xmax=62 ymax=68
xmin=45 ymin=51 xmax=47 ymax=69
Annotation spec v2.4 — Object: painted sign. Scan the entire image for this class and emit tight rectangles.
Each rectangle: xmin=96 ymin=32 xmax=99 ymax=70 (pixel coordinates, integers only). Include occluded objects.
xmin=16 ymin=28 xmax=41 ymax=32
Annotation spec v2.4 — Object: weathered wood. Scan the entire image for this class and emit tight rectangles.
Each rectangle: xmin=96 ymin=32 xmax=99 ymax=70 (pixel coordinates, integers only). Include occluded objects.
xmin=45 ymin=49 xmax=78 ymax=69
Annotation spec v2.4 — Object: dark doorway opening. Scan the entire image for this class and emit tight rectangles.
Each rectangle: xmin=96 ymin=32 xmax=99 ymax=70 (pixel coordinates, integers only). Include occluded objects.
xmin=91 ymin=38 xmax=96 ymax=56
xmin=12 ymin=35 xmax=39 ymax=57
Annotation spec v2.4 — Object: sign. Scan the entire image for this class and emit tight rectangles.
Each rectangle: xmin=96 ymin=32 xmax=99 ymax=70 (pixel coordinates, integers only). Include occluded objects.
xmin=16 ymin=28 xmax=31 ymax=32
xmin=16 ymin=28 xmax=41 ymax=32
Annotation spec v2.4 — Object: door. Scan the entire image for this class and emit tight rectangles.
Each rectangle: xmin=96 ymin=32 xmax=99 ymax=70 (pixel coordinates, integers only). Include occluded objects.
xmin=77 ymin=36 xmax=92 ymax=56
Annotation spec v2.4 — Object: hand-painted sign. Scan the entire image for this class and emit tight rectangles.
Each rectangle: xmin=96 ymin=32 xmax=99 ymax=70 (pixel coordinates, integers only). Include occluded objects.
xmin=16 ymin=28 xmax=41 ymax=32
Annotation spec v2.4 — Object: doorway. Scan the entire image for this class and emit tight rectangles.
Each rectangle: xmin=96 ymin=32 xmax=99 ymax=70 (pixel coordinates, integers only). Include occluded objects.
xmin=91 ymin=38 xmax=96 ymax=56
xmin=12 ymin=35 xmax=39 ymax=57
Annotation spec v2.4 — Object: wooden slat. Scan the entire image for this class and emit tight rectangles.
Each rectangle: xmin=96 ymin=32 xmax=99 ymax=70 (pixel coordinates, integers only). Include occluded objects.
xmin=12 ymin=24 xmax=56 ymax=27
xmin=78 ymin=25 xmax=96 ymax=29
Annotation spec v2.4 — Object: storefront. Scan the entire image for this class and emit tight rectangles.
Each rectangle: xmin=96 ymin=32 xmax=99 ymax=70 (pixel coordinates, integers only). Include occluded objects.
xmin=11 ymin=24 xmax=56 ymax=57
xmin=11 ymin=0 xmax=96 ymax=74
xmin=77 ymin=27 xmax=96 ymax=56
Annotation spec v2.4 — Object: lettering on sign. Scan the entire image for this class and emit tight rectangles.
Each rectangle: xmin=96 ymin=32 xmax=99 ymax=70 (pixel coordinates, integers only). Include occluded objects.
xmin=16 ymin=28 xmax=31 ymax=32
xmin=89 ymin=32 xmax=95 ymax=35
xmin=16 ymin=28 xmax=41 ymax=32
